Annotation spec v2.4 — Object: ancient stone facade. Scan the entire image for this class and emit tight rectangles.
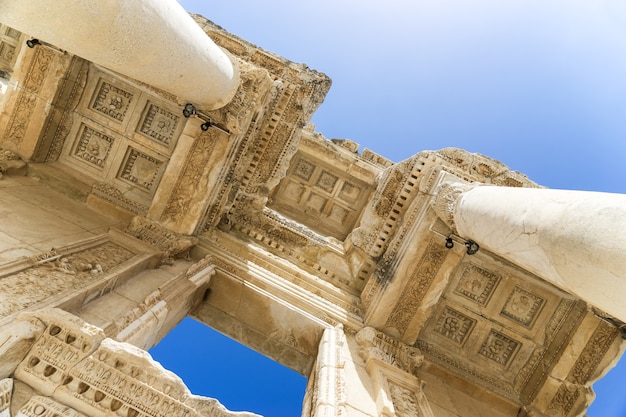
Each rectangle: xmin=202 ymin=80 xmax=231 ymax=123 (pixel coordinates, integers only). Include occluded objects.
xmin=0 ymin=7 xmax=623 ymax=417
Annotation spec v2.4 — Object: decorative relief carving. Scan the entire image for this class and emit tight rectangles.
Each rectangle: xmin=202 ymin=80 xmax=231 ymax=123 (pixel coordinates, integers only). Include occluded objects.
xmin=91 ymin=183 xmax=148 ymax=215
xmin=4 ymin=47 xmax=54 ymax=145
xmin=269 ymin=153 xmax=371 ymax=240
xmin=568 ymin=320 xmax=618 ymax=384
xmin=454 ymin=263 xmax=500 ymax=306
xmin=0 ymin=378 xmax=11 ymax=416
xmin=40 ymin=57 xmax=89 ymax=162
xmin=433 ymin=307 xmax=475 ymax=345
xmin=117 ymin=147 xmax=164 ymax=191
xmin=545 ymin=321 xmax=619 ymax=416
xmin=293 ymin=158 xmax=315 ymax=181
xmin=4 ymin=27 xmax=20 ymax=40
xmin=91 ymin=80 xmax=133 ymax=122
xmin=162 ymin=129 xmax=218 ymax=225
xmin=316 ymin=170 xmax=338 ymax=193
xmin=416 ymin=340 xmax=516 ymax=399
xmin=0 ymin=242 xmax=134 ymax=319
xmin=73 ymin=125 xmax=114 ymax=169
xmin=137 ymin=103 xmax=179 ymax=146
xmin=432 ymin=181 xmax=474 ymax=232
xmin=126 ymin=217 xmax=197 ymax=264
xmin=0 ymin=42 xmax=15 ymax=62
xmin=500 ymin=286 xmax=544 ymax=327
xmin=478 ymin=330 xmax=519 ymax=366
xmin=12 ymin=309 xmax=255 ymax=417
xmin=4 ymin=92 xmax=37 ymax=145
xmin=385 ymin=238 xmax=448 ymax=336
xmin=18 ymin=396 xmax=88 ymax=417
xmin=389 ymin=383 xmax=422 ymax=417
xmin=356 ymin=327 xmax=423 ymax=376
xmin=515 ymin=300 xmax=586 ymax=402
xmin=0 ymin=147 xmax=27 ymax=178
xmin=23 ymin=47 xmax=55 ymax=92
xmin=434 ymin=148 xmax=538 ymax=188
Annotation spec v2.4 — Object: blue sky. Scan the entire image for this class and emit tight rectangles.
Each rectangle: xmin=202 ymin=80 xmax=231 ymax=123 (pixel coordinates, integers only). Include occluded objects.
xmin=150 ymin=1 xmax=626 ymax=416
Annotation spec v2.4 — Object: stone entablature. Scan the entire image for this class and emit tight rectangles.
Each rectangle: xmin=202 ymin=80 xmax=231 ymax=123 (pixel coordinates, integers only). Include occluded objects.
xmin=1 ymin=309 xmax=257 ymax=417
xmin=0 ymin=10 xmax=624 ymax=417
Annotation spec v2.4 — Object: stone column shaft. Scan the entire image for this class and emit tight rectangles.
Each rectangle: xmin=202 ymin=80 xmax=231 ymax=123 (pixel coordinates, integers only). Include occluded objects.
xmin=444 ymin=185 xmax=626 ymax=322
xmin=0 ymin=0 xmax=239 ymax=109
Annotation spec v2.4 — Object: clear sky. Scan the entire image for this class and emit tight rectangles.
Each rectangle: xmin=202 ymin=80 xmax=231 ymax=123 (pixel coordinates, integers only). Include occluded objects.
xmin=150 ymin=1 xmax=626 ymax=416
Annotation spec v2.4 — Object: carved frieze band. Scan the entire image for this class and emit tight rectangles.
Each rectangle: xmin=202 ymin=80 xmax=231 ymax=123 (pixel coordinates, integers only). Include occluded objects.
xmin=126 ymin=217 xmax=197 ymax=264
xmin=0 ymin=378 xmax=11 ymax=416
xmin=0 ymin=242 xmax=134 ymax=319
xmin=91 ymin=183 xmax=148 ymax=215
xmin=35 ymin=57 xmax=89 ymax=162
xmin=547 ymin=320 xmax=619 ymax=416
xmin=356 ymin=327 xmax=423 ymax=376
xmin=19 ymin=396 xmax=88 ymax=417
xmin=4 ymin=47 xmax=54 ymax=145
xmin=385 ymin=238 xmax=448 ymax=336
xmin=161 ymin=128 xmax=219 ymax=225
xmin=11 ymin=309 xmax=255 ymax=417
xmin=389 ymin=383 xmax=423 ymax=417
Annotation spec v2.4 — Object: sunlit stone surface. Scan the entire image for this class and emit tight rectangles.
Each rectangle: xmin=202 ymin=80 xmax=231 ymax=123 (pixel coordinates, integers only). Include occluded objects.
xmin=0 ymin=4 xmax=623 ymax=417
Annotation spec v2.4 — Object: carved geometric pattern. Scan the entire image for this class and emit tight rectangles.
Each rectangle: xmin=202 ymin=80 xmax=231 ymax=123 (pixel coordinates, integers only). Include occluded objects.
xmin=293 ymin=158 xmax=315 ymax=181
xmin=389 ymin=383 xmax=422 ymax=417
xmin=433 ymin=306 xmax=476 ymax=344
xmin=4 ymin=47 xmax=53 ymax=146
xmin=338 ymin=182 xmax=361 ymax=203
xmin=118 ymin=147 xmax=164 ymax=191
xmin=306 ymin=193 xmax=327 ymax=212
xmin=385 ymin=238 xmax=448 ymax=335
xmin=138 ymin=102 xmax=180 ymax=146
xmin=500 ymin=286 xmax=544 ymax=327
xmin=454 ymin=263 xmax=500 ymax=306
xmin=5 ymin=27 xmax=20 ymax=40
xmin=0 ymin=378 xmax=11 ymax=415
xmin=0 ymin=42 xmax=15 ymax=61
xmin=18 ymin=396 xmax=88 ymax=417
xmin=316 ymin=170 xmax=338 ymax=192
xmin=479 ymin=329 xmax=519 ymax=366
xmin=0 ymin=242 xmax=134 ymax=319
xmin=73 ymin=125 xmax=114 ymax=169
xmin=92 ymin=80 xmax=133 ymax=122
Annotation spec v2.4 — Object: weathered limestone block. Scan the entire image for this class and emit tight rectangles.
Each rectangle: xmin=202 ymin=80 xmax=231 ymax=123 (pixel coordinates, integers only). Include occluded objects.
xmin=126 ymin=217 xmax=197 ymax=265
xmin=0 ymin=378 xmax=12 ymax=417
xmin=0 ymin=315 xmax=45 ymax=379
xmin=0 ymin=143 xmax=26 ymax=178
xmin=5 ymin=308 xmax=259 ymax=417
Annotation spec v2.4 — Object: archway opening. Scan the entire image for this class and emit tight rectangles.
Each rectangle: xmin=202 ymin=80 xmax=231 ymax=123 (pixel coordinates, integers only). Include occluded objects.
xmin=149 ymin=317 xmax=307 ymax=417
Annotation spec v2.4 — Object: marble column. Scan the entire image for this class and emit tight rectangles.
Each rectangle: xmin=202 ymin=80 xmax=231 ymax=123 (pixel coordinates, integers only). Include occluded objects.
xmin=435 ymin=182 xmax=626 ymax=322
xmin=0 ymin=0 xmax=239 ymax=110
